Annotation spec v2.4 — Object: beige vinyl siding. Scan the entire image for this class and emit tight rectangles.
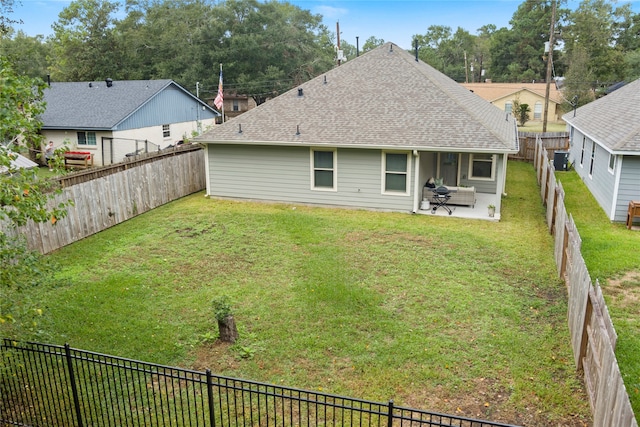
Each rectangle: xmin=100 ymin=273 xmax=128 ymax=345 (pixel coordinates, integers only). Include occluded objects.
xmin=207 ymin=144 xmax=415 ymax=211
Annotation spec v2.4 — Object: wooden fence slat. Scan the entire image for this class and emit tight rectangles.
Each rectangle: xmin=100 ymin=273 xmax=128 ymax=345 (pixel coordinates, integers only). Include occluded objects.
xmin=533 ymin=136 xmax=638 ymax=426
xmin=3 ymin=148 xmax=205 ymax=255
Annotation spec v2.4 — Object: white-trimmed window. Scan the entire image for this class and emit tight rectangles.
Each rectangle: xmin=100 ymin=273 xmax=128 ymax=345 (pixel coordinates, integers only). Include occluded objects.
xmin=580 ymin=137 xmax=585 ymax=167
xmin=77 ymin=131 xmax=96 ymax=146
xmin=162 ymin=124 xmax=170 ymax=138
xmin=589 ymin=142 xmax=596 ymax=176
xmin=383 ymin=152 xmax=409 ymax=194
xmin=505 ymin=101 xmax=513 ymax=114
xmin=534 ymin=101 xmax=542 ymax=120
xmin=311 ymin=149 xmax=336 ymax=190
xmin=233 ymin=99 xmax=240 ymax=111
xmin=469 ymin=153 xmax=496 ymax=180
xmin=608 ymin=153 xmax=616 ymax=173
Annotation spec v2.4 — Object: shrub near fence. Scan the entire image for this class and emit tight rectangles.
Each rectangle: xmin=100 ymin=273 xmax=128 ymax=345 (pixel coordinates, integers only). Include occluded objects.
xmin=1 ymin=145 xmax=206 ymax=254
xmin=0 ymin=340 xmax=519 ymax=427
xmin=533 ymin=136 xmax=638 ymax=427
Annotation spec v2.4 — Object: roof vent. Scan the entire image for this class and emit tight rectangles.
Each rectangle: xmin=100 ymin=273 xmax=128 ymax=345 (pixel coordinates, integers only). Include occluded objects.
xmin=89 ymin=82 xmax=93 ymax=88
xmin=297 ymin=88 xmax=303 ymax=97
xmin=105 ymin=78 xmax=113 ymax=88
xmin=296 ymin=125 xmax=300 ymax=136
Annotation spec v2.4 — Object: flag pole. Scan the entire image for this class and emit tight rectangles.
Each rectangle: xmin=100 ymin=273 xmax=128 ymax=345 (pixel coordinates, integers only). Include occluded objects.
xmin=220 ymin=63 xmax=225 ymax=124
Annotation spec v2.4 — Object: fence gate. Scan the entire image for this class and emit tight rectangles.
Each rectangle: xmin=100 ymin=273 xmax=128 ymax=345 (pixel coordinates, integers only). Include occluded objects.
xmin=101 ymin=136 xmax=114 ymax=166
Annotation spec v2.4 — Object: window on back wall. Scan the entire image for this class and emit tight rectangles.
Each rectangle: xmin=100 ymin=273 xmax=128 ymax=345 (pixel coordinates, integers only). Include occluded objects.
xmin=233 ymin=99 xmax=239 ymax=111
xmin=505 ymin=101 xmax=513 ymax=114
xmin=77 ymin=131 xmax=96 ymax=146
xmin=589 ymin=142 xmax=596 ymax=176
xmin=534 ymin=101 xmax=542 ymax=120
xmin=162 ymin=124 xmax=170 ymax=138
xmin=608 ymin=153 xmax=616 ymax=173
xmin=580 ymin=137 xmax=585 ymax=167
xmin=383 ymin=152 xmax=409 ymax=194
xmin=469 ymin=153 xmax=495 ymax=180
xmin=311 ymin=149 xmax=336 ymax=191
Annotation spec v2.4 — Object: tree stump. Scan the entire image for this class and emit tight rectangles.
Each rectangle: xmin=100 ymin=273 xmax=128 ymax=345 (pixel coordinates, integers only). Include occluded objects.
xmin=218 ymin=315 xmax=238 ymax=343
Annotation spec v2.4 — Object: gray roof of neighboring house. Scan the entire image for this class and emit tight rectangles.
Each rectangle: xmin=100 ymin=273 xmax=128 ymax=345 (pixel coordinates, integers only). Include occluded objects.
xmin=563 ymin=78 xmax=640 ymax=153
xmin=196 ymin=42 xmax=519 ymax=153
xmin=41 ymin=79 xmax=214 ymax=130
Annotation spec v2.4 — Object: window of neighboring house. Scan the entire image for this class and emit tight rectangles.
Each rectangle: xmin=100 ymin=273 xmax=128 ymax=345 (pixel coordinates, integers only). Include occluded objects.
xmin=311 ymin=149 xmax=336 ymax=190
xmin=233 ymin=99 xmax=239 ymax=111
xmin=383 ymin=152 xmax=409 ymax=193
xmin=580 ymin=137 xmax=585 ymax=167
xmin=608 ymin=153 xmax=615 ymax=173
xmin=469 ymin=153 xmax=495 ymax=180
xmin=505 ymin=101 xmax=513 ymax=114
xmin=589 ymin=142 xmax=596 ymax=176
xmin=77 ymin=131 xmax=96 ymax=146
xmin=162 ymin=124 xmax=170 ymax=138
xmin=534 ymin=101 xmax=543 ymax=120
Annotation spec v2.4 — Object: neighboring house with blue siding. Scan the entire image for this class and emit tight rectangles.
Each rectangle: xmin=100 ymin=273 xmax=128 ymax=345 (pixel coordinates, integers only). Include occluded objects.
xmin=563 ymin=78 xmax=640 ymax=222
xmin=41 ymin=79 xmax=219 ymax=166
xmin=196 ymin=42 xmax=519 ymax=215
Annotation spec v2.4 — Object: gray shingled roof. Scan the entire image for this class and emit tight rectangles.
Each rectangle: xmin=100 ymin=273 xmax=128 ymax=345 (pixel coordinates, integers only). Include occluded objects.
xmin=197 ymin=43 xmax=517 ymax=152
xmin=196 ymin=42 xmax=518 ymax=152
xmin=41 ymin=79 xmax=175 ymax=130
xmin=563 ymin=78 xmax=640 ymax=153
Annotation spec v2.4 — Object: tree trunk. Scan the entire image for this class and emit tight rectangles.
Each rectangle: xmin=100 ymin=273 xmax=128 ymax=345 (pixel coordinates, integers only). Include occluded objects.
xmin=217 ymin=315 xmax=238 ymax=343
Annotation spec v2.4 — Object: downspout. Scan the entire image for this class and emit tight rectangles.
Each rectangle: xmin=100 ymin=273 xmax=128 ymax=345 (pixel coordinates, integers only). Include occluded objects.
xmin=412 ymin=150 xmax=420 ymax=213
xmin=498 ymin=153 xmax=508 ymax=212
xmin=204 ymin=143 xmax=211 ymax=196
xmin=610 ymin=155 xmax=623 ymax=221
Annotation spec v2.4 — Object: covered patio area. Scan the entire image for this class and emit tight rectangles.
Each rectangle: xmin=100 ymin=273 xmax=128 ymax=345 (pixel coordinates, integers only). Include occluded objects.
xmin=418 ymin=192 xmax=501 ymax=221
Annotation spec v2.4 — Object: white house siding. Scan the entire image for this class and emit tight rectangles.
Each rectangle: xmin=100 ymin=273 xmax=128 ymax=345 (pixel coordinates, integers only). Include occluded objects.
xmin=207 ymin=144 xmax=415 ymax=212
xmin=614 ymin=156 xmax=640 ymax=221
xmin=41 ymin=129 xmax=111 ymax=162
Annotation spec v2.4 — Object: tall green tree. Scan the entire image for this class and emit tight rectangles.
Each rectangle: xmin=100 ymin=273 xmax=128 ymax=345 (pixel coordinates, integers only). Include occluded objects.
xmin=361 ymin=36 xmax=384 ymax=53
xmin=489 ymin=0 xmax=565 ymax=82
xmin=49 ymin=0 xmax=121 ymax=81
xmin=212 ymin=0 xmax=334 ymax=105
xmin=564 ymin=0 xmax=625 ymax=85
xmin=0 ymin=29 xmax=51 ymax=79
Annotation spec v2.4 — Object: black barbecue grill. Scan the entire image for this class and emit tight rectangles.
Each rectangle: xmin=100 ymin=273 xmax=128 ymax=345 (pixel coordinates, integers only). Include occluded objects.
xmin=431 ymin=186 xmax=453 ymax=215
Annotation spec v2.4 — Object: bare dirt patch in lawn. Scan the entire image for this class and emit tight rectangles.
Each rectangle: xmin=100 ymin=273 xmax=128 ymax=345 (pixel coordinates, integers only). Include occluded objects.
xmin=606 ymin=271 xmax=640 ymax=308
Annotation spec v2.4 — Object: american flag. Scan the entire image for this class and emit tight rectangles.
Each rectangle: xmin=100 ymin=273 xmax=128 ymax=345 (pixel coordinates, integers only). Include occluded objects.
xmin=214 ymin=66 xmax=223 ymax=110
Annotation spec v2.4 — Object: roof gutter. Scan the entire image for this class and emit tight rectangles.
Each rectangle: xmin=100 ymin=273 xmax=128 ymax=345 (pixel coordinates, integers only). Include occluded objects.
xmin=197 ymin=139 xmax=519 ymax=154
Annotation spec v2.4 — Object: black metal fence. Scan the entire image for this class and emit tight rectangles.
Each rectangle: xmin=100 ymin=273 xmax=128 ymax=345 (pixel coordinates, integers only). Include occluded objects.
xmin=1 ymin=339 xmax=519 ymax=427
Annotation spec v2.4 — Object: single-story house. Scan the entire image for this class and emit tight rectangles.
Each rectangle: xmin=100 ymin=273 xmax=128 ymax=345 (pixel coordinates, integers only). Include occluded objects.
xmin=562 ymin=78 xmax=640 ymax=223
xmin=41 ymin=79 xmax=219 ymax=166
xmin=195 ymin=42 xmax=519 ymax=216
xmin=461 ymin=82 xmax=564 ymax=123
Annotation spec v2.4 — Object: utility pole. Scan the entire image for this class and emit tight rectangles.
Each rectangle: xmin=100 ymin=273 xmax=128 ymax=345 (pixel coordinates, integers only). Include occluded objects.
xmin=336 ymin=21 xmax=341 ymax=66
xmin=464 ymin=51 xmax=469 ymax=83
xmin=543 ymin=0 xmax=556 ymax=133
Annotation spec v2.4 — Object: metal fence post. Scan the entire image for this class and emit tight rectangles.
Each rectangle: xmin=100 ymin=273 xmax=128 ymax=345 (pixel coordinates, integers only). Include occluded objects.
xmin=207 ymin=369 xmax=216 ymax=427
xmin=387 ymin=400 xmax=394 ymax=427
xmin=64 ymin=344 xmax=84 ymax=427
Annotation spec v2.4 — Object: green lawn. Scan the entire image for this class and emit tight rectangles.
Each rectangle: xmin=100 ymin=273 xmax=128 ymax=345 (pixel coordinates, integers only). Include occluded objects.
xmin=518 ymin=122 xmax=567 ymax=133
xmin=4 ymin=161 xmax=591 ymax=426
xmin=556 ymin=169 xmax=640 ymax=420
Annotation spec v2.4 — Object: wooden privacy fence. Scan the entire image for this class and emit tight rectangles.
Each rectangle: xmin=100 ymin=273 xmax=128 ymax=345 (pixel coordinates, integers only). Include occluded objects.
xmin=513 ymin=131 xmax=569 ymax=162
xmin=2 ymin=145 xmax=206 ymax=254
xmin=534 ymin=136 xmax=638 ymax=426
